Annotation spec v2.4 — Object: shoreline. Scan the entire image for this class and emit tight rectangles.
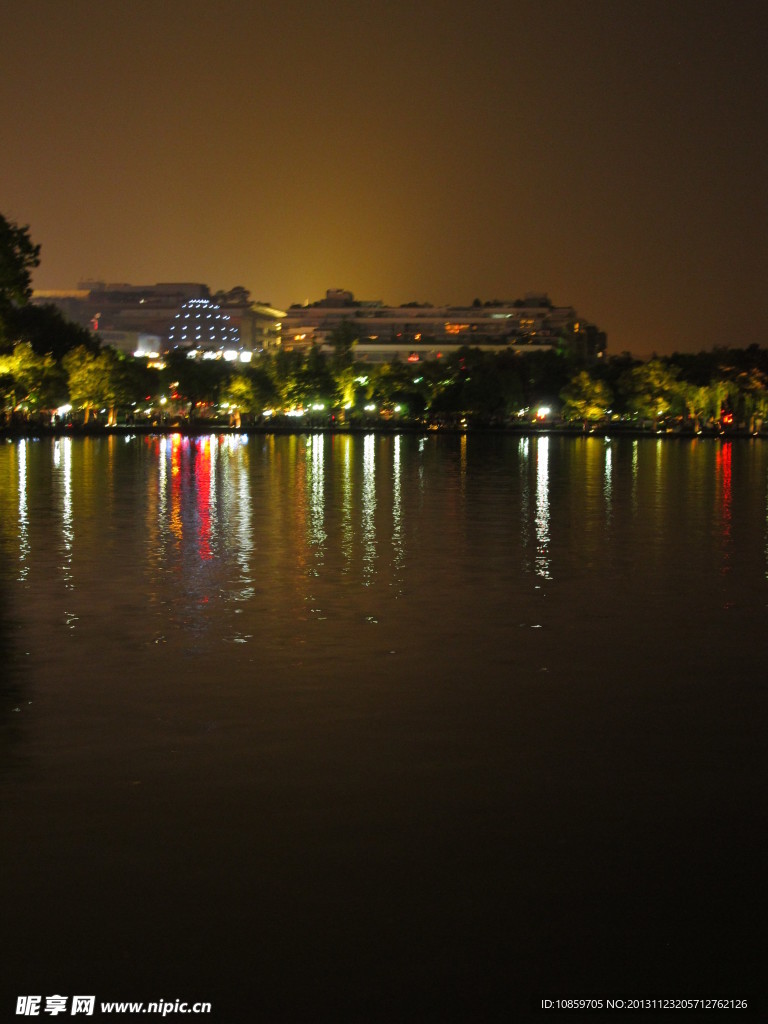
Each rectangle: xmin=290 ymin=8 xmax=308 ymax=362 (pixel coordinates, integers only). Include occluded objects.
xmin=0 ymin=422 xmax=762 ymax=440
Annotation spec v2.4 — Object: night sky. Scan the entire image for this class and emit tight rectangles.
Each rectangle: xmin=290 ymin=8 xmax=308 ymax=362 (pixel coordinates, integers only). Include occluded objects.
xmin=3 ymin=0 xmax=766 ymax=356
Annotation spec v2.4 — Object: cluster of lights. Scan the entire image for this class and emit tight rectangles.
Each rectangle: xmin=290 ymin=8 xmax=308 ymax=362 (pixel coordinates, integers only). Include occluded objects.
xmin=186 ymin=349 xmax=252 ymax=363
xmin=169 ymin=298 xmax=240 ymax=351
xmin=256 ymin=402 xmax=409 ymax=418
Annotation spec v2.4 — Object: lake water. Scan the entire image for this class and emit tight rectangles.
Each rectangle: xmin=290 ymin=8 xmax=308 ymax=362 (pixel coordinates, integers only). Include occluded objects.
xmin=1 ymin=433 xmax=765 ymax=1020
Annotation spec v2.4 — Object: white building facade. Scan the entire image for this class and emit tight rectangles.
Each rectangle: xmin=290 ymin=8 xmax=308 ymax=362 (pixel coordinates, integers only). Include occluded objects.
xmin=282 ymin=290 xmax=605 ymax=362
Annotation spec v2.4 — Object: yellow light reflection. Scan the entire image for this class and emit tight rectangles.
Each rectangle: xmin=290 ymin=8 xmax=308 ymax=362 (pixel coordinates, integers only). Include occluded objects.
xmin=169 ymin=434 xmax=183 ymax=542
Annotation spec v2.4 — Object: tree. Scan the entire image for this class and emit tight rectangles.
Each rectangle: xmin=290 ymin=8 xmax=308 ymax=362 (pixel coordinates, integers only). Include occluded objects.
xmin=221 ymin=369 xmax=276 ymax=427
xmin=162 ymin=350 xmax=229 ymax=421
xmin=677 ymin=381 xmax=711 ymax=432
xmin=727 ymin=368 xmax=768 ymax=431
xmin=705 ymin=376 xmax=734 ymax=428
xmin=302 ymin=345 xmax=336 ymax=409
xmin=328 ymin=320 xmax=359 ymax=375
xmin=0 ymin=215 xmax=41 ymax=347
xmin=0 ymin=215 xmax=40 ymax=307
xmin=268 ymin=348 xmax=304 ymax=408
xmin=222 ymin=374 xmax=258 ymax=428
xmin=520 ymin=349 xmax=573 ymax=409
xmin=619 ymin=359 xmax=680 ymax=429
xmin=560 ymin=370 xmax=613 ymax=429
xmin=0 ymin=342 xmax=62 ymax=420
xmin=213 ymin=285 xmax=251 ymax=306
xmin=62 ymin=346 xmax=131 ymax=424
xmin=6 ymin=302 xmax=97 ymax=360
xmin=435 ymin=347 xmax=522 ymax=420
xmin=367 ymin=360 xmax=427 ymax=417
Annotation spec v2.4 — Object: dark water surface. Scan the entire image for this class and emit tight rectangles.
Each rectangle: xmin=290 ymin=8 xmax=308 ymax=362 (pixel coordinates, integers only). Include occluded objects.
xmin=1 ymin=434 xmax=765 ymax=1020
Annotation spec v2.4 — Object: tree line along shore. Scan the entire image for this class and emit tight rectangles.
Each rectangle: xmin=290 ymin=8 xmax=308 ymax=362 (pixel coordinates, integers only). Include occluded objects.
xmin=3 ymin=339 xmax=768 ymax=436
xmin=3 ymin=213 xmax=768 ymax=435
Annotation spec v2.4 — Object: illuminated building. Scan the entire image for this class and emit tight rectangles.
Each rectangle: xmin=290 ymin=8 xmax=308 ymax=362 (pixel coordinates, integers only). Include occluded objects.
xmin=32 ymin=282 xmax=284 ymax=356
xmin=169 ymin=298 xmax=240 ymax=353
xmin=282 ymin=290 xmax=606 ymax=362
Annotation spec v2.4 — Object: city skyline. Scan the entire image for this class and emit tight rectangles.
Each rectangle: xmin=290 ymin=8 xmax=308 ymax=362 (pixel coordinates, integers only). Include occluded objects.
xmin=4 ymin=0 xmax=766 ymax=358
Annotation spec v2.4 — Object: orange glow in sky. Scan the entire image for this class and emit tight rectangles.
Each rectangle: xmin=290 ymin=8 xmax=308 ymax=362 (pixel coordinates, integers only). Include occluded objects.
xmin=3 ymin=0 xmax=766 ymax=357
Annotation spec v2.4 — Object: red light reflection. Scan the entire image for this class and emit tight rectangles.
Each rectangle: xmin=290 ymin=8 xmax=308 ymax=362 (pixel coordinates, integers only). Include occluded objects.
xmin=195 ymin=438 xmax=212 ymax=561
xmin=716 ymin=441 xmax=732 ymax=574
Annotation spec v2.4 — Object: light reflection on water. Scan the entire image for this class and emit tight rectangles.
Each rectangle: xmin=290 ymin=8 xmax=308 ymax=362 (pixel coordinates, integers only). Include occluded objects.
xmin=362 ymin=433 xmax=376 ymax=584
xmin=459 ymin=431 xmax=467 ymax=496
xmin=716 ymin=441 xmax=732 ymax=576
xmin=235 ymin=447 xmax=253 ymax=601
xmin=518 ymin=436 xmax=530 ymax=571
xmin=56 ymin=437 xmax=73 ymax=590
xmin=308 ymin=433 xmax=326 ymax=555
xmin=392 ymin=433 xmax=403 ymax=576
xmin=4 ymin=434 xmax=768 ymax=608
xmin=3 ymin=432 xmax=768 ymax=662
xmin=17 ymin=440 xmax=28 ymax=581
xmin=534 ymin=435 xmax=550 ymax=580
xmin=603 ymin=439 xmax=612 ymax=526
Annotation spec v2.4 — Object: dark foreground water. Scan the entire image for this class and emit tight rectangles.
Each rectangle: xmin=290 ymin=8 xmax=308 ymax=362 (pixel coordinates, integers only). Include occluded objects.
xmin=0 ymin=433 xmax=765 ymax=1021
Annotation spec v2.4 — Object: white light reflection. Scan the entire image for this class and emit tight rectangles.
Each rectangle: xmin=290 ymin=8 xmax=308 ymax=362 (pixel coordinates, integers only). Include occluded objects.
xmin=308 ymin=434 xmax=326 ymax=554
xmin=209 ymin=435 xmax=218 ymax=540
xmin=417 ymin=436 xmax=426 ymax=499
xmin=534 ymin=436 xmax=551 ymax=580
xmin=17 ymin=440 xmax=29 ymax=580
xmin=158 ymin=437 xmax=169 ymax=522
xmin=392 ymin=434 xmax=403 ymax=573
xmin=362 ymin=433 xmax=376 ymax=583
xmin=236 ymin=459 xmax=253 ymax=598
xmin=604 ymin=440 xmax=613 ymax=525
xmin=631 ymin=439 xmax=639 ymax=515
xmin=60 ymin=437 xmax=74 ymax=588
xmin=144 ymin=437 xmax=168 ymax=581
xmin=209 ymin=435 xmax=218 ymax=487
